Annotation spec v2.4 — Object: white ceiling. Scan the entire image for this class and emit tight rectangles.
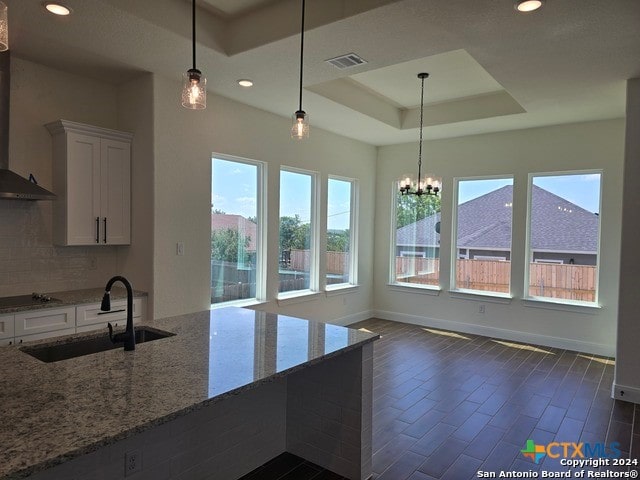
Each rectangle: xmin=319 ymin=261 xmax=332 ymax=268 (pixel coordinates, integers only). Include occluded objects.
xmin=199 ymin=0 xmax=276 ymax=18
xmin=4 ymin=0 xmax=640 ymax=146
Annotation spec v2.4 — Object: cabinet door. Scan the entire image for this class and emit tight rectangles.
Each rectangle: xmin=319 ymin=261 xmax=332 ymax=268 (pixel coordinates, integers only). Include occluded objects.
xmin=0 ymin=314 xmax=14 ymax=340
xmin=14 ymin=307 xmax=76 ymax=337
xmin=76 ymin=298 xmax=142 ymax=327
xmin=100 ymin=138 xmax=131 ymax=245
xmin=66 ymin=132 xmax=101 ymax=245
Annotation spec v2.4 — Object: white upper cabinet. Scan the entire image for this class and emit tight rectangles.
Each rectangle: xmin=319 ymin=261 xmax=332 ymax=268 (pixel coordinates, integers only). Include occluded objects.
xmin=46 ymin=120 xmax=132 ymax=246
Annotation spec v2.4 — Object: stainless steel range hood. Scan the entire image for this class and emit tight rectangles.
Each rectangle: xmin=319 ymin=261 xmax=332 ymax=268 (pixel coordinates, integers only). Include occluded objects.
xmin=0 ymin=51 xmax=56 ymax=200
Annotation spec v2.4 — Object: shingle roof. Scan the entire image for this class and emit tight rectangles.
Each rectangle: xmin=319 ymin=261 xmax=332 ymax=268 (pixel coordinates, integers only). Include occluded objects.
xmin=396 ymin=185 xmax=599 ymax=252
xmin=211 ymin=214 xmax=257 ymax=251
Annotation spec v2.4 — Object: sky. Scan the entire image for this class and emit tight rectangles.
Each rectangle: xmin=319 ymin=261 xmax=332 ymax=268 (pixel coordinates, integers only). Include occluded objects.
xmin=212 ymin=158 xmax=353 ymax=230
xmin=458 ymin=173 xmax=601 ymax=214
xmin=212 ymin=158 xmax=601 ymax=228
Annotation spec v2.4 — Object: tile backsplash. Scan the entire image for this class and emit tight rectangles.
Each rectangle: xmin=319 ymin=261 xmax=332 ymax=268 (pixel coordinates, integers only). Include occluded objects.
xmin=0 ymin=201 xmax=118 ymax=297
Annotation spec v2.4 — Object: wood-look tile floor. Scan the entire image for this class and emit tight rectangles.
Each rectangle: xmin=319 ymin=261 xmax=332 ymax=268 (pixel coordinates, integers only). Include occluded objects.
xmin=352 ymin=318 xmax=639 ymax=480
xmin=241 ymin=318 xmax=638 ymax=480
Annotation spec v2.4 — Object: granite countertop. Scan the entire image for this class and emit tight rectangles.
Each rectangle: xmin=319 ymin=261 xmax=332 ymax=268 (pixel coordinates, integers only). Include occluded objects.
xmin=0 ymin=287 xmax=148 ymax=315
xmin=0 ymin=306 xmax=379 ymax=479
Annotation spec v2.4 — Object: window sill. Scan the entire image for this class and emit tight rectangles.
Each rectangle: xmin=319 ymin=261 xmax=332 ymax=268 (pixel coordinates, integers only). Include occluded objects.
xmin=277 ymin=290 xmax=322 ymax=306
xmin=325 ymin=284 xmax=360 ymax=297
xmin=387 ymin=283 xmax=442 ymax=296
xmin=523 ymin=297 xmax=601 ymax=314
xmin=448 ymin=289 xmax=513 ymax=304
xmin=211 ymin=298 xmax=268 ymax=309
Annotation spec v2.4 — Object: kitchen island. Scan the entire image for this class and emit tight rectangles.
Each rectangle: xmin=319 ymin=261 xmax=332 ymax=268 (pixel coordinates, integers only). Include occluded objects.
xmin=0 ymin=307 xmax=378 ymax=480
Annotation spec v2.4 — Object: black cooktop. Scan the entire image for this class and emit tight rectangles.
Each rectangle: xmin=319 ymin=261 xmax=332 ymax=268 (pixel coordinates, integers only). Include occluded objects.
xmin=0 ymin=294 xmax=62 ymax=309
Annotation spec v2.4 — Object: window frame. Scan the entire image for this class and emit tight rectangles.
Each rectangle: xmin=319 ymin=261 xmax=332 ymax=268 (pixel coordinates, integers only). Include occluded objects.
xmin=277 ymin=166 xmax=320 ymax=299
xmin=210 ymin=153 xmax=267 ymax=307
xmin=450 ymin=175 xmax=515 ymax=296
xmin=326 ymin=175 xmax=359 ymax=290
xmin=389 ymin=181 xmax=441 ymax=291
xmin=524 ymin=169 xmax=603 ymax=306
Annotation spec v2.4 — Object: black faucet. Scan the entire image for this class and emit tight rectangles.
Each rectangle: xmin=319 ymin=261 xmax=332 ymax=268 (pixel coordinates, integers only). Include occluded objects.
xmin=101 ymin=276 xmax=135 ymax=351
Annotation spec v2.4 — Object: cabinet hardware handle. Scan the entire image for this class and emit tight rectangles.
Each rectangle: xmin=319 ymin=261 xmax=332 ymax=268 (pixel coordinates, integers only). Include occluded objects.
xmin=103 ymin=217 xmax=107 ymax=243
xmin=97 ymin=309 xmax=126 ymax=316
xmin=96 ymin=217 xmax=100 ymax=243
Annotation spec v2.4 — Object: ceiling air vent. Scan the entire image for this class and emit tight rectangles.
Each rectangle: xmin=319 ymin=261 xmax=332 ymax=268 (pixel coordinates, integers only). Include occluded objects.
xmin=325 ymin=53 xmax=367 ymax=70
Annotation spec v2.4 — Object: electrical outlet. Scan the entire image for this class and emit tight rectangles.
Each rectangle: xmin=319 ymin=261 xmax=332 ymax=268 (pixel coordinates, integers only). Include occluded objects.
xmin=478 ymin=304 xmax=485 ymax=314
xmin=124 ymin=450 xmax=142 ymax=477
xmin=176 ymin=242 xmax=185 ymax=256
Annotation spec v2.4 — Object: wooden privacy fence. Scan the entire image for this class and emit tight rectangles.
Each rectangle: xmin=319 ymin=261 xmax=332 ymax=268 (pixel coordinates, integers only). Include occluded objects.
xmin=288 ymin=249 xmax=349 ymax=275
xmin=528 ymin=262 xmax=596 ymax=302
xmin=277 ymin=251 xmax=598 ymax=301
xmin=397 ymin=257 xmax=596 ymax=301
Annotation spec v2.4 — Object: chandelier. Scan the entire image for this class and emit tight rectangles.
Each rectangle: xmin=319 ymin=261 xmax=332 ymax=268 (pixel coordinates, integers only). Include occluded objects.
xmin=399 ymin=73 xmax=441 ymax=197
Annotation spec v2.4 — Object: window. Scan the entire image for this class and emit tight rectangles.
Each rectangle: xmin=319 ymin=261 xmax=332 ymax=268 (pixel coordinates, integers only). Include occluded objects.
xmin=453 ymin=177 xmax=514 ymax=294
xmin=327 ymin=177 xmax=356 ymax=287
xmin=211 ymin=156 xmax=263 ymax=305
xmin=279 ymin=168 xmax=317 ymax=295
xmin=526 ymin=172 xmax=601 ymax=303
xmin=391 ymin=188 xmax=441 ymax=287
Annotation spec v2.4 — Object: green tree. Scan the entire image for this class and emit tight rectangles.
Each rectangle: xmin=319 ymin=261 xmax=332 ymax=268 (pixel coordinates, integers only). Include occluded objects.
xmin=279 ymin=215 xmax=310 ymax=251
xmin=396 ymin=192 xmax=441 ymax=228
xmin=211 ymin=228 xmax=250 ymax=263
xmin=327 ymin=229 xmax=350 ymax=252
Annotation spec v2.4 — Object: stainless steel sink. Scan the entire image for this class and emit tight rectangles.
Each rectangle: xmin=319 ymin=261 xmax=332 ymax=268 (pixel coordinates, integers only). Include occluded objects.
xmin=20 ymin=327 xmax=175 ymax=363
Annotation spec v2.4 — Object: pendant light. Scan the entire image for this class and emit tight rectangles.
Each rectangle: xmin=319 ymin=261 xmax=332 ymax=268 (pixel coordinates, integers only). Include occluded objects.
xmin=0 ymin=1 xmax=8 ymax=52
xmin=399 ymin=73 xmax=441 ymax=197
xmin=291 ymin=0 xmax=309 ymax=139
xmin=181 ymin=0 xmax=206 ymax=109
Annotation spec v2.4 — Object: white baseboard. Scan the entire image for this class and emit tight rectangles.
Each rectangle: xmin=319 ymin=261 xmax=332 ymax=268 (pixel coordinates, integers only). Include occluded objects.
xmin=612 ymin=383 xmax=640 ymax=404
xmin=330 ymin=310 xmax=374 ymax=327
xmin=372 ymin=309 xmax=615 ymax=357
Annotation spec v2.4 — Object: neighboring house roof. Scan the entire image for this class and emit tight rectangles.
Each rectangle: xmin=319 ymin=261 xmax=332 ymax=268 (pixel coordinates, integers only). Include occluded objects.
xmin=397 ymin=185 xmax=599 ymax=253
xmin=211 ymin=214 xmax=257 ymax=252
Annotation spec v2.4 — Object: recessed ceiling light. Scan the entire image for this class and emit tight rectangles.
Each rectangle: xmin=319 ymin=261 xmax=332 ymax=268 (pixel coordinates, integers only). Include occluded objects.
xmin=515 ymin=0 xmax=544 ymax=12
xmin=237 ymin=79 xmax=254 ymax=88
xmin=43 ymin=2 xmax=72 ymax=16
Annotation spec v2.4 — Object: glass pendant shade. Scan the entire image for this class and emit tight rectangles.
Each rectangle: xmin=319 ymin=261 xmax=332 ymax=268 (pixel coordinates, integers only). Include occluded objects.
xmin=181 ymin=68 xmax=206 ymax=110
xmin=0 ymin=2 xmax=8 ymax=52
xmin=291 ymin=110 xmax=309 ymax=140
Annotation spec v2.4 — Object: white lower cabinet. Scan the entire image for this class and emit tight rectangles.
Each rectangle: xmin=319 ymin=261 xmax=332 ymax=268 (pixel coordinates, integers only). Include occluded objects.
xmin=0 ymin=296 xmax=146 ymax=347
xmin=14 ymin=307 xmax=76 ymax=338
xmin=0 ymin=314 xmax=15 ymax=346
xmin=76 ymin=297 xmax=144 ymax=333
